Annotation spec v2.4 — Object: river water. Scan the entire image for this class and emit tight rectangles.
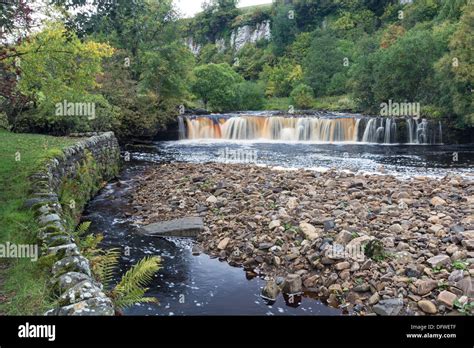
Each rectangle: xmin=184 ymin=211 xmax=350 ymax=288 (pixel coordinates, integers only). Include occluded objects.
xmin=83 ymin=137 xmax=473 ymax=316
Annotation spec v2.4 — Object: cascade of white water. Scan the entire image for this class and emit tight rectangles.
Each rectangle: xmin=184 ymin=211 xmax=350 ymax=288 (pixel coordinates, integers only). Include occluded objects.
xmin=181 ymin=115 xmax=441 ymax=144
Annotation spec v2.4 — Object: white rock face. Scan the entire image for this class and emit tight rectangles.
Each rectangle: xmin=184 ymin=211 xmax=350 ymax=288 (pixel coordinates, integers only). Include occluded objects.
xmin=185 ymin=37 xmax=202 ymax=55
xmin=230 ymin=20 xmax=271 ymax=51
xmin=186 ymin=20 xmax=271 ymax=56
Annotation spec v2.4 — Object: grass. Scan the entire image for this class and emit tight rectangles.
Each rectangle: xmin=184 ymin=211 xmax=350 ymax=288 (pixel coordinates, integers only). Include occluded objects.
xmin=0 ymin=129 xmax=77 ymax=315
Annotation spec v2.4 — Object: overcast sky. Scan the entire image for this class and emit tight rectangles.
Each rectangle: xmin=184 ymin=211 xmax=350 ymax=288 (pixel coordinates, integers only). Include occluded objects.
xmin=174 ymin=0 xmax=272 ymax=18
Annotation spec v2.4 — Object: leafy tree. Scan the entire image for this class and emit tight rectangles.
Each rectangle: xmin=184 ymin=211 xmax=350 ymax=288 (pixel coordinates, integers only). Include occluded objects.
xmin=234 ymin=44 xmax=271 ymax=80
xmin=192 ymin=63 xmax=243 ymax=111
xmin=290 ymin=84 xmax=314 ymax=109
xmin=271 ymin=4 xmax=298 ymax=55
xmin=261 ymin=59 xmax=303 ymax=98
xmin=303 ymin=31 xmax=352 ymax=96
xmin=8 ymin=22 xmax=114 ymax=134
xmin=235 ymin=81 xmax=265 ymax=110
xmin=434 ymin=3 xmax=474 ymax=126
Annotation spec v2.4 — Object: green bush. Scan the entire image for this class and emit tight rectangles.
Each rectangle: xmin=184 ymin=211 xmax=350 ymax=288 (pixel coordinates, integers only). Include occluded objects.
xmin=290 ymin=84 xmax=314 ymax=109
xmin=236 ymin=81 xmax=265 ymax=110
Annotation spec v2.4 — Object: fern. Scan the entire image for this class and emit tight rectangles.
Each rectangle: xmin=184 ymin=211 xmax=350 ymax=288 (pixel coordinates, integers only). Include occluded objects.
xmin=91 ymin=248 xmax=121 ymax=288
xmin=75 ymin=221 xmax=91 ymax=236
xmin=111 ymin=256 xmax=161 ymax=310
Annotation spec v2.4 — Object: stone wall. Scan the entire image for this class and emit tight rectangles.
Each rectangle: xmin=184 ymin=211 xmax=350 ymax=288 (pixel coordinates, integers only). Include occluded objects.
xmin=26 ymin=132 xmax=121 ymax=316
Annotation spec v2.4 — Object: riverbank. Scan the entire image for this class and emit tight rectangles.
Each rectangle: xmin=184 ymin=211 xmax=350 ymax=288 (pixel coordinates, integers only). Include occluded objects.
xmin=131 ymin=162 xmax=474 ymax=316
xmin=0 ymin=130 xmax=77 ymax=314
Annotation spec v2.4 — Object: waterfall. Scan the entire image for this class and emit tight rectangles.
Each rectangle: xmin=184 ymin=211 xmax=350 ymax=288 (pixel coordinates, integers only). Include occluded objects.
xmin=181 ymin=115 xmax=443 ymax=144
xmin=178 ymin=116 xmax=186 ymax=140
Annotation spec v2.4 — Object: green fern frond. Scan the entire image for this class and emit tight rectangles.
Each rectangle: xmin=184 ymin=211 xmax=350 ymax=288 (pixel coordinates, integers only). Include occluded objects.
xmin=76 ymin=221 xmax=91 ymax=236
xmin=111 ymin=256 xmax=161 ymax=310
xmin=91 ymin=248 xmax=121 ymax=288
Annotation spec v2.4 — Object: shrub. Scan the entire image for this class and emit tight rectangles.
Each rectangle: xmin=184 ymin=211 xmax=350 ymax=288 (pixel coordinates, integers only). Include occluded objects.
xmin=290 ymin=84 xmax=314 ymax=109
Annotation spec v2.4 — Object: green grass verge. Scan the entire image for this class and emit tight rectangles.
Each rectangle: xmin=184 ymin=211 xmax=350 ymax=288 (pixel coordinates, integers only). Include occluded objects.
xmin=0 ymin=129 xmax=77 ymax=315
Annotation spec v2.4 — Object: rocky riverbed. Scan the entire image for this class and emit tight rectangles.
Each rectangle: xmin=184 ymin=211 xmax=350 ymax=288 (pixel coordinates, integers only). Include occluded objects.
xmin=130 ymin=163 xmax=474 ymax=316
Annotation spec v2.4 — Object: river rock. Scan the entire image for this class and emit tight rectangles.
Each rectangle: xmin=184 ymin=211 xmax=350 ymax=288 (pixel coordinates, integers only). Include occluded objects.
xmin=389 ymin=224 xmax=403 ymax=234
xmin=281 ymin=274 xmax=302 ymax=294
xmin=418 ymin=300 xmax=437 ymax=314
xmin=286 ymin=197 xmax=298 ymax=210
xmin=437 ymin=290 xmax=457 ymax=308
xmin=373 ymin=298 xmax=403 ymax=316
xmin=426 ymin=254 xmax=450 ymax=268
xmin=335 ymin=230 xmax=353 ymax=245
xmin=299 ymin=222 xmax=319 ymax=241
xmin=368 ymin=292 xmax=380 ymax=305
xmin=416 ymin=279 xmax=438 ymax=295
xmin=269 ymin=220 xmax=281 ymax=230
xmin=141 ymin=217 xmax=204 ymax=237
xmin=261 ymin=280 xmax=280 ymax=301
xmin=431 ymin=197 xmax=446 ymax=206
xmin=335 ymin=261 xmax=350 ymax=271
xmin=206 ymin=195 xmax=218 ymax=204
xmin=217 ymin=237 xmax=230 ymax=250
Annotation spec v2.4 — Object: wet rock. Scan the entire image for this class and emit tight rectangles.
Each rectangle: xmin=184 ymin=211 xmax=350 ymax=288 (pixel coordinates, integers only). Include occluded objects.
xmin=418 ymin=300 xmax=437 ymax=314
xmin=426 ymin=254 xmax=450 ymax=268
xmin=299 ymin=222 xmax=319 ymax=241
xmin=141 ymin=217 xmax=204 ymax=237
xmin=373 ymin=298 xmax=403 ymax=316
xmin=261 ymin=280 xmax=280 ymax=301
xmin=281 ymin=274 xmax=303 ymax=294
xmin=437 ymin=290 xmax=457 ymax=308
xmin=192 ymin=244 xmax=201 ymax=255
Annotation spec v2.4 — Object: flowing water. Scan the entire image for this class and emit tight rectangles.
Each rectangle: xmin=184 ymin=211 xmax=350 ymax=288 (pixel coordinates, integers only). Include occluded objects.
xmin=179 ymin=112 xmax=444 ymax=144
xmin=84 ymin=112 xmax=473 ymax=316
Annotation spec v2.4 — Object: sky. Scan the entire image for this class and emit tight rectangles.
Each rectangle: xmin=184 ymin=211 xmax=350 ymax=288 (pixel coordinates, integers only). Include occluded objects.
xmin=174 ymin=0 xmax=273 ymax=18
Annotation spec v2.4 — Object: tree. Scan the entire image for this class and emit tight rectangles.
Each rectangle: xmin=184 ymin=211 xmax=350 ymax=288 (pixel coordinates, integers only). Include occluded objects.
xmin=236 ymin=81 xmax=265 ymax=110
xmin=9 ymin=22 xmax=114 ymax=134
xmin=271 ymin=4 xmax=298 ymax=55
xmin=290 ymin=84 xmax=314 ymax=109
xmin=434 ymin=3 xmax=474 ymax=127
xmin=192 ymin=63 xmax=243 ymax=111
xmin=303 ymin=31 xmax=352 ymax=97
